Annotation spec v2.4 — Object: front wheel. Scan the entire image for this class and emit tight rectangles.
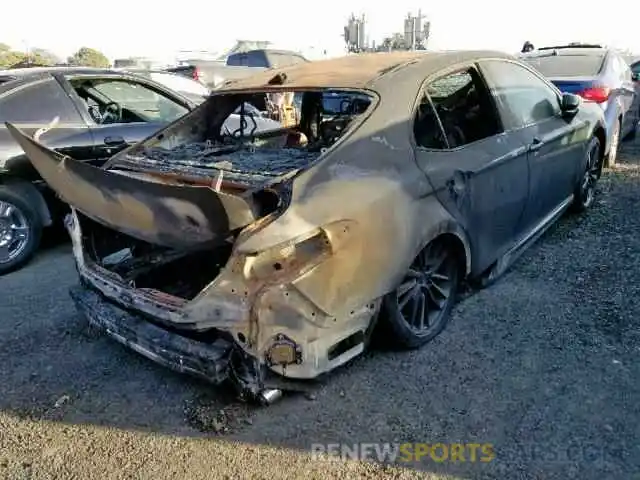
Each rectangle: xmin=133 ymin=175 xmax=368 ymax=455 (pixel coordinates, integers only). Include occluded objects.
xmin=0 ymin=189 xmax=42 ymax=275
xmin=380 ymin=240 xmax=460 ymax=349
xmin=571 ymin=136 xmax=601 ymax=213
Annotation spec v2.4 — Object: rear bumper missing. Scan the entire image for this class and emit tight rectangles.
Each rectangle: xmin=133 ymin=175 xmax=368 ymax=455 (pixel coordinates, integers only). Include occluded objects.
xmin=69 ymin=284 xmax=233 ymax=385
xmin=70 ymin=283 xmax=322 ymax=400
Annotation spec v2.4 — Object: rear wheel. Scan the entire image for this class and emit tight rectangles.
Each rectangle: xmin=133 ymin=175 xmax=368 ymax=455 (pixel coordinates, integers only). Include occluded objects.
xmin=571 ymin=136 xmax=601 ymax=213
xmin=380 ymin=241 xmax=460 ymax=349
xmin=0 ymin=189 xmax=42 ymax=275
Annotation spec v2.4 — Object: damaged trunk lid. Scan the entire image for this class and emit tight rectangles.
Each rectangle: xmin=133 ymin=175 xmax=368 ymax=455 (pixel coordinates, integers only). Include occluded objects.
xmin=5 ymin=122 xmax=263 ymax=249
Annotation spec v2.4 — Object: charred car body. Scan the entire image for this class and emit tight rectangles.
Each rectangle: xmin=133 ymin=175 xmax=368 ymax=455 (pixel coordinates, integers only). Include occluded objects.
xmin=8 ymin=51 xmax=607 ymax=403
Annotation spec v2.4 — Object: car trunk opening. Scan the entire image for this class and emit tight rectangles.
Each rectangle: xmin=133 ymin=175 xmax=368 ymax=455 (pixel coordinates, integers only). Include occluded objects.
xmin=76 ymin=211 xmax=233 ymax=301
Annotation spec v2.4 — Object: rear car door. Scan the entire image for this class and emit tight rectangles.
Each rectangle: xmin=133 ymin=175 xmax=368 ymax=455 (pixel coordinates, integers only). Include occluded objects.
xmin=412 ymin=65 xmax=530 ymax=274
xmin=60 ymin=75 xmax=191 ymax=165
xmin=612 ymin=55 xmax=637 ymax=135
xmin=0 ymin=76 xmax=94 ymax=181
xmin=478 ymin=59 xmax=586 ymax=231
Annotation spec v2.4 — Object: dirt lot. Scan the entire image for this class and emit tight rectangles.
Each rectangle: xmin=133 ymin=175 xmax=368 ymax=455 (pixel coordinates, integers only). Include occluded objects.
xmin=1 ymin=138 xmax=639 ymax=480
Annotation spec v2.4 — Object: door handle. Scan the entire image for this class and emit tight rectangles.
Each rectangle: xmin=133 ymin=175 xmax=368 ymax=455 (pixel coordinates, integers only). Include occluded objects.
xmin=446 ymin=170 xmax=468 ymax=199
xmin=104 ymin=136 xmax=126 ymax=146
xmin=529 ymin=137 xmax=543 ymax=152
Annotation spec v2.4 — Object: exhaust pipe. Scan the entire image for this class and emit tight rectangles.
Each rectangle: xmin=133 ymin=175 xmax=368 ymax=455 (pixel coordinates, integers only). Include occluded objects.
xmin=259 ymin=388 xmax=283 ymax=405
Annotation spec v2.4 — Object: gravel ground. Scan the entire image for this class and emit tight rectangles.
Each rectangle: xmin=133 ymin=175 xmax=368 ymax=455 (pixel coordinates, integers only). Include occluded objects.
xmin=1 ymin=138 xmax=639 ymax=480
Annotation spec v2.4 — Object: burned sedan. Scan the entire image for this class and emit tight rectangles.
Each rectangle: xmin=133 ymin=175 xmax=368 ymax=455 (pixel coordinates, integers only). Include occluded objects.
xmin=7 ymin=51 xmax=607 ymax=403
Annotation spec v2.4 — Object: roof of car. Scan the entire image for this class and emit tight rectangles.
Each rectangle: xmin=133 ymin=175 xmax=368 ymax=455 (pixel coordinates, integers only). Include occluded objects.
xmin=523 ymin=47 xmax=608 ymax=58
xmin=0 ymin=66 xmax=124 ymax=78
xmin=229 ymin=49 xmax=307 ymax=57
xmin=217 ymin=50 xmax=514 ymax=92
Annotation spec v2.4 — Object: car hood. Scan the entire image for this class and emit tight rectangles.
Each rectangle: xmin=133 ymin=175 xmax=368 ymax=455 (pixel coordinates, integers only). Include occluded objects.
xmin=5 ymin=122 xmax=261 ymax=249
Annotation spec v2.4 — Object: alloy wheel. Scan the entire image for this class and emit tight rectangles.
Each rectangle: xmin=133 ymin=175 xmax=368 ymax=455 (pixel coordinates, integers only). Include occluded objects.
xmin=395 ymin=242 xmax=458 ymax=337
xmin=0 ymin=200 xmax=31 ymax=264
xmin=580 ymin=140 xmax=601 ymax=208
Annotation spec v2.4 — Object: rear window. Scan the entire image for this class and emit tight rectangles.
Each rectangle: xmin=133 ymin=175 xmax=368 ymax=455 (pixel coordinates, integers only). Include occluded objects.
xmin=266 ymin=52 xmax=307 ymax=68
xmin=226 ymin=51 xmax=267 ymax=67
xmin=523 ymin=54 xmax=605 ymax=77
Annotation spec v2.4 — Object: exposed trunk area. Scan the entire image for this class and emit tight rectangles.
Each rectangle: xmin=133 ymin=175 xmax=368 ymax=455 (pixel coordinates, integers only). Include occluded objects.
xmin=78 ymin=212 xmax=232 ymax=300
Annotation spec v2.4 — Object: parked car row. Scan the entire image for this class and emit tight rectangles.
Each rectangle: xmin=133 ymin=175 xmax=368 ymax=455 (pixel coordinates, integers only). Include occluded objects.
xmin=6 ymin=50 xmax=614 ymax=403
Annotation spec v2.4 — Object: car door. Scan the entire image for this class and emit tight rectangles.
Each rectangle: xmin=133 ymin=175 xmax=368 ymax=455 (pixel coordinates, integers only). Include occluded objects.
xmin=0 ymin=77 xmax=94 ymax=181
xmin=612 ymin=55 xmax=637 ymax=135
xmin=412 ymin=65 xmax=530 ymax=274
xmin=60 ymin=75 xmax=191 ymax=166
xmin=477 ymin=59 xmax=586 ymax=231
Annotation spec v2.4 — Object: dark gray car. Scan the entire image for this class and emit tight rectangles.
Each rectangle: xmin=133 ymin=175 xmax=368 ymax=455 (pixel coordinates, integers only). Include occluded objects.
xmin=7 ymin=51 xmax=608 ymax=403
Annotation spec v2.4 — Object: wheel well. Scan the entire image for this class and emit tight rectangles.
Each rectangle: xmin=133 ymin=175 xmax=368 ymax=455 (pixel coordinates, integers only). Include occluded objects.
xmin=0 ymin=181 xmax=53 ymax=227
xmin=593 ymin=125 xmax=606 ymax=171
xmin=430 ymin=232 xmax=469 ymax=279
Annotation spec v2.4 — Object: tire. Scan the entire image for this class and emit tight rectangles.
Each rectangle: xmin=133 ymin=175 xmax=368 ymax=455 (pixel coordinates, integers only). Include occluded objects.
xmin=0 ymin=188 xmax=43 ymax=275
xmin=571 ymin=136 xmax=601 ymax=213
xmin=379 ymin=240 xmax=460 ymax=349
xmin=604 ymin=118 xmax=621 ymax=168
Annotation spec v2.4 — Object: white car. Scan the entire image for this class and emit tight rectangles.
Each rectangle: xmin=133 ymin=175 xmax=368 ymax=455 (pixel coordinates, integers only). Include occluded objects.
xmin=120 ymin=69 xmax=211 ymax=103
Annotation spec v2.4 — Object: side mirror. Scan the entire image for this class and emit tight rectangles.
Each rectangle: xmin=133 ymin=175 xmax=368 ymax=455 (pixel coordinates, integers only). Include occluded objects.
xmin=632 ymin=72 xmax=640 ymax=82
xmin=560 ymin=93 xmax=581 ymax=115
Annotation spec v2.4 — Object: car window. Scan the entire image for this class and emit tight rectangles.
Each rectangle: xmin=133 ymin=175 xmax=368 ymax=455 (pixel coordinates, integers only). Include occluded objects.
xmin=522 ymin=53 xmax=605 ymax=77
xmin=632 ymin=62 xmax=640 ymax=75
xmin=148 ymin=72 xmax=209 ymax=97
xmin=266 ymin=52 xmax=307 ymax=68
xmin=479 ymin=60 xmax=560 ymax=129
xmin=413 ymin=68 xmax=502 ymax=149
xmin=70 ymin=78 xmax=189 ymax=125
xmin=0 ymin=79 xmax=83 ymax=124
xmin=227 ymin=51 xmax=267 ymax=67
xmin=614 ymin=55 xmax=631 ymax=81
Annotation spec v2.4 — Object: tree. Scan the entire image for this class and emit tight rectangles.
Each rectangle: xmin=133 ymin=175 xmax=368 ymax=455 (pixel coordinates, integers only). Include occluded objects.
xmin=0 ymin=43 xmax=59 ymax=68
xmin=67 ymin=47 xmax=110 ymax=68
xmin=31 ymin=48 xmax=60 ymax=65
xmin=0 ymin=47 xmax=27 ymax=68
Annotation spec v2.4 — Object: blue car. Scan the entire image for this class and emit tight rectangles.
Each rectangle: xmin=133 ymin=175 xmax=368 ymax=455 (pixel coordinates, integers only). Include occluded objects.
xmin=520 ymin=44 xmax=637 ymax=166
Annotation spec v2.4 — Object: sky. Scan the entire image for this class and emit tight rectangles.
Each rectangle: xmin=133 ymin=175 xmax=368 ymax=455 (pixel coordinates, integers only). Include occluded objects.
xmin=2 ymin=0 xmax=638 ymax=62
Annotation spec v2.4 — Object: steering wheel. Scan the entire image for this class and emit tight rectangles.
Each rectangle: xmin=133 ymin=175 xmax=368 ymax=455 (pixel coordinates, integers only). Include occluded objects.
xmin=101 ymin=102 xmax=122 ymax=124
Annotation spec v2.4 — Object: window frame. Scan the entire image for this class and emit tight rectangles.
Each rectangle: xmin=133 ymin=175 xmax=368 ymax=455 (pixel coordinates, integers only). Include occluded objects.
xmin=63 ymin=74 xmax=191 ymax=126
xmin=0 ymin=77 xmax=85 ymax=125
xmin=410 ymin=61 xmax=505 ymax=152
xmin=477 ymin=58 xmax=564 ymax=132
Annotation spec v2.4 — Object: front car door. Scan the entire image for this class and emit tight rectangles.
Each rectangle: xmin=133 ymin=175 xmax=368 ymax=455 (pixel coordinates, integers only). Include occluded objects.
xmin=58 ymin=75 xmax=191 ymax=165
xmin=412 ymin=64 xmax=530 ymax=275
xmin=477 ymin=59 xmax=586 ymax=231
xmin=0 ymin=76 xmax=94 ymax=181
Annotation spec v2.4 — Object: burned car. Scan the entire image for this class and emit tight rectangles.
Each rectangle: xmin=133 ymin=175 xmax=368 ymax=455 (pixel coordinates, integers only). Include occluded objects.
xmin=7 ymin=51 xmax=607 ymax=403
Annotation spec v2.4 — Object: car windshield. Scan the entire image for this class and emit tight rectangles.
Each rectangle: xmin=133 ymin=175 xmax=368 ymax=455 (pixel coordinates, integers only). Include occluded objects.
xmin=523 ymin=53 xmax=605 ymax=77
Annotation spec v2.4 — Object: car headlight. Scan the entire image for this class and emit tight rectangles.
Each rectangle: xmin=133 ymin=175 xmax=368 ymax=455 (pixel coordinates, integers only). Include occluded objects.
xmin=243 ymin=228 xmax=332 ymax=282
